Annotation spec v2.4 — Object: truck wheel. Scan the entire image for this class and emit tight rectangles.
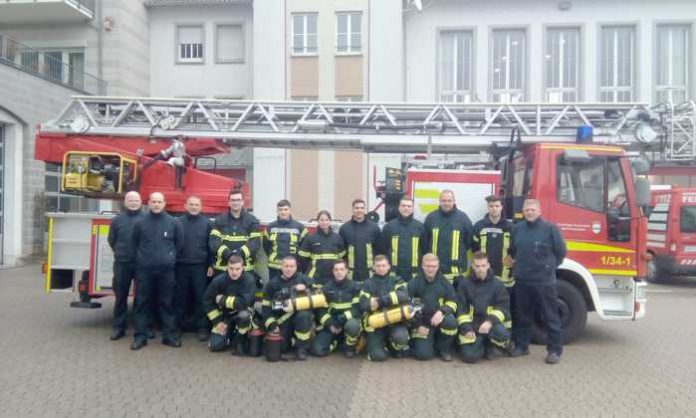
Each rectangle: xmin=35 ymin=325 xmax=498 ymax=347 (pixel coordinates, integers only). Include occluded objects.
xmin=530 ymin=280 xmax=587 ymax=345
xmin=646 ymin=258 xmax=661 ymax=283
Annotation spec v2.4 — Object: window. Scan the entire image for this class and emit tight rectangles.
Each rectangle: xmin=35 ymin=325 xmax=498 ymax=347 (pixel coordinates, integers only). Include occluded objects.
xmin=336 ymin=12 xmax=361 ymax=53
xmin=292 ymin=14 xmax=318 ymax=55
xmin=557 ymin=156 xmax=605 ymax=212
xmin=607 ymin=159 xmax=629 ymax=217
xmin=600 ymin=26 xmax=634 ymax=102
xmin=68 ymin=52 xmax=84 ymax=90
xmin=439 ymin=31 xmax=473 ymax=103
xmin=491 ymin=29 xmax=526 ymax=103
xmin=545 ymin=28 xmax=580 ymax=102
xmin=44 ymin=51 xmax=63 ymax=82
xmin=681 ymin=207 xmax=696 ymax=233
xmin=216 ymin=24 xmax=244 ymax=63
xmin=656 ymin=25 xmax=689 ymax=104
xmin=20 ymin=51 xmax=39 ymax=72
xmin=177 ymin=25 xmax=204 ymax=63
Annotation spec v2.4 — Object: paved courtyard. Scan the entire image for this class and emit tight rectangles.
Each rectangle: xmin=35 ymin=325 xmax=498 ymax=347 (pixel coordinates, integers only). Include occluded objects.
xmin=1 ymin=265 xmax=695 ymax=417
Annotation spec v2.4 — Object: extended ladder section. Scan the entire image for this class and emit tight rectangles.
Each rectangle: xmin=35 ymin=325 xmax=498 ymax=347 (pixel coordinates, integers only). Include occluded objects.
xmin=655 ymin=101 xmax=696 ymax=161
xmin=41 ymin=96 xmax=664 ymax=155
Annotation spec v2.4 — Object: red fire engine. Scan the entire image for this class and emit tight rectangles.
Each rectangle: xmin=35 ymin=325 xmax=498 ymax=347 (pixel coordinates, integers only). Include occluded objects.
xmin=36 ymin=97 xmax=655 ymax=343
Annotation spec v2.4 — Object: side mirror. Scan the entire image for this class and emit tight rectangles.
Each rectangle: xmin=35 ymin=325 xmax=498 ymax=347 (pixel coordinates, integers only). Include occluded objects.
xmin=635 ymin=177 xmax=651 ymax=207
xmin=631 ymin=158 xmax=651 ymax=176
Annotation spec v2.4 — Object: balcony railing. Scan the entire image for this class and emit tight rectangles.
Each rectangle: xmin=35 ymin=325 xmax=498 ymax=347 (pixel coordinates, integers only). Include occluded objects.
xmin=0 ymin=34 xmax=106 ymax=95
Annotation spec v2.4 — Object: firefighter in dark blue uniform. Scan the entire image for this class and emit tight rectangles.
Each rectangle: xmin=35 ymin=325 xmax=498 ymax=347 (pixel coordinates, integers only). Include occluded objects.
xmin=508 ymin=199 xmax=567 ymax=364
xmin=263 ymin=199 xmax=308 ymax=280
xmin=107 ymin=191 xmax=143 ymax=341
xmin=175 ymin=196 xmax=214 ymax=342
xmin=298 ymin=210 xmax=345 ymax=287
xmin=456 ymin=251 xmax=511 ymax=363
xmin=407 ymin=253 xmax=458 ymax=361
xmin=202 ymin=255 xmax=256 ymax=355
xmin=424 ymin=190 xmax=474 ymax=283
xmin=130 ymin=192 xmax=184 ymax=350
xmin=471 ymin=195 xmax=514 ymax=286
xmin=209 ymin=189 xmax=261 ymax=275
xmin=311 ymin=259 xmax=362 ymax=358
xmin=382 ymin=197 xmax=427 ymax=281
xmin=339 ymin=199 xmax=384 ymax=282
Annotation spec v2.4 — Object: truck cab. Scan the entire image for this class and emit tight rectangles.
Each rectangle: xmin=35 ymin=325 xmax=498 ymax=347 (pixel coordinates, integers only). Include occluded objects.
xmin=504 ymin=143 xmax=649 ymax=342
xmin=647 ymin=186 xmax=696 ymax=281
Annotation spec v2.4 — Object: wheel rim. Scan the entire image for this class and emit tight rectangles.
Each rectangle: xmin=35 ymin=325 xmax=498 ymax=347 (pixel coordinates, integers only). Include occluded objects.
xmin=647 ymin=259 xmax=657 ymax=280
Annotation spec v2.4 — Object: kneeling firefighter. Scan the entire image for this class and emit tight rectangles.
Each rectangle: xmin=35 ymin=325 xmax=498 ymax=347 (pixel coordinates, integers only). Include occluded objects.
xmin=359 ymin=255 xmax=410 ymax=361
xmin=407 ymin=253 xmax=458 ymax=362
xmin=456 ymin=251 xmax=512 ymax=363
xmin=311 ymin=259 xmax=362 ymax=358
xmin=202 ymin=255 xmax=256 ymax=354
xmin=262 ymin=255 xmax=315 ymax=361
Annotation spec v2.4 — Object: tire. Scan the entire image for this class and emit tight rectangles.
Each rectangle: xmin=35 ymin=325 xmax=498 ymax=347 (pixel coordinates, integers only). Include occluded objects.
xmin=646 ymin=257 xmax=661 ymax=284
xmin=530 ymin=280 xmax=588 ymax=345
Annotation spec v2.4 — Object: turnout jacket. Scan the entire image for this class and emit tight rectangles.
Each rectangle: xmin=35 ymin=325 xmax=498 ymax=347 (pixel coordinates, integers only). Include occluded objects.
xmin=261 ymin=272 xmax=314 ymax=329
xmin=298 ymin=227 xmax=345 ymax=282
xmin=314 ymin=278 xmax=361 ymax=330
xmin=471 ymin=215 xmax=514 ymax=286
xmin=407 ymin=272 xmax=458 ymax=323
xmin=202 ymin=271 xmax=256 ymax=325
xmin=131 ymin=211 xmax=184 ymax=270
xmin=509 ymin=217 xmax=567 ymax=285
xmin=382 ymin=214 xmax=427 ymax=280
xmin=176 ymin=213 xmax=213 ymax=265
xmin=209 ymin=210 xmax=261 ymax=272
xmin=339 ymin=218 xmax=384 ymax=282
xmin=359 ymin=273 xmax=409 ymax=316
xmin=424 ymin=206 xmax=474 ymax=282
xmin=455 ymin=270 xmax=510 ymax=334
xmin=108 ymin=208 xmax=142 ymax=262
xmin=263 ymin=217 xmax=308 ymax=270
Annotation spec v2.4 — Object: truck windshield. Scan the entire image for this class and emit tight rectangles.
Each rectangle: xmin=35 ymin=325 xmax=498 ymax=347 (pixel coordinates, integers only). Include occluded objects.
xmin=681 ymin=206 xmax=696 ymax=233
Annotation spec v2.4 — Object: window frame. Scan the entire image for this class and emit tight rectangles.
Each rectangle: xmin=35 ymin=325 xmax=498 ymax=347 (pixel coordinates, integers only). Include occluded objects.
xmin=437 ymin=29 xmax=474 ymax=103
xmin=598 ymin=24 xmax=636 ymax=103
xmin=215 ymin=23 xmax=245 ymax=64
xmin=654 ymin=23 xmax=691 ymax=104
xmin=176 ymin=24 xmax=205 ymax=64
xmin=489 ymin=27 xmax=527 ymax=103
xmin=292 ymin=13 xmax=318 ymax=56
xmin=544 ymin=26 xmax=581 ymax=103
xmin=336 ymin=12 xmax=362 ymax=55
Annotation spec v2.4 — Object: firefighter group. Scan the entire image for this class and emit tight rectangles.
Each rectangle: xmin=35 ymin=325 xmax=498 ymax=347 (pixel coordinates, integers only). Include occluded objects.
xmin=109 ymin=188 xmax=567 ymax=365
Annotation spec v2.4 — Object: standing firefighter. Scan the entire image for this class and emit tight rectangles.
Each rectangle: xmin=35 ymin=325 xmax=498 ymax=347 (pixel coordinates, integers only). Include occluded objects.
xmin=382 ymin=197 xmax=427 ymax=281
xmin=263 ymin=199 xmax=307 ymax=280
xmin=456 ymin=252 xmax=511 ymax=363
xmin=175 ymin=196 xmax=214 ymax=342
xmin=202 ymin=255 xmax=256 ymax=355
xmin=424 ymin=190 xmax=474 ymax=283
xmin=471 ymin=195 xmax=514 ymax=287
xmin=262 ymin=256 xmax=315 ymax=361
xmin=359 ymin=256 xmax=410 ymax=361
xmin=311 ymin=259 xmax=362 ymax=358
xmin=339 ymin=199 xmax=384 ymax=282
xmin=298 ymin=210 xmax=345 ymax=287
xmin=107 ymin=191 xmax=143 ymax=341
xmin=407 ymin=254 xmax=458 ymax=361
xmin=508 ymin=199 xmax=567 ymax=365
xmin=130 ymin=192 xmax=184 ymax=350
xmin=209 ymin=189 xmax=261 ymax=275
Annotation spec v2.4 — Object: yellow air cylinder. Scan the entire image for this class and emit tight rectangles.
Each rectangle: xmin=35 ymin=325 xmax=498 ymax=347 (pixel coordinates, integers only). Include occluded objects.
xmin=290 ymin=293 xmax=328 ymax=311
xmin=367 ymin=305 xmax=416 ymax=329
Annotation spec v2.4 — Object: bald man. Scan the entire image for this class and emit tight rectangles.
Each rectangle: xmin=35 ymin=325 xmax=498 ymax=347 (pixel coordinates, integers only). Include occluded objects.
xmin=130 ymin=192 xmax=184 ymax=350
xmin=107 ymin=191 xmax=143 ymax=341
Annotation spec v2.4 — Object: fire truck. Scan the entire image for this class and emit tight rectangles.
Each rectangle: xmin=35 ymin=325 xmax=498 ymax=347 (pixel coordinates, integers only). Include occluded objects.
xmin=36 ymin=97 xmax=660 ymax=343
xmin=646 ymin=185 xmax=696 ymax=281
